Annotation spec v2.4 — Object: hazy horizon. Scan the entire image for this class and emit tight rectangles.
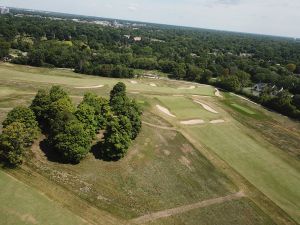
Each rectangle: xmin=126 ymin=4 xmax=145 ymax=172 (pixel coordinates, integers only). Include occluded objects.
xmin=1 ymin=0 xmax=300 ymax=38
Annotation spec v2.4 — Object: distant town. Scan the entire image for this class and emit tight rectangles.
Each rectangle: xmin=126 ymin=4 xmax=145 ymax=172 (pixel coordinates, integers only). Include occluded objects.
xmin=0 ymin=6 xmax=10 ymax=14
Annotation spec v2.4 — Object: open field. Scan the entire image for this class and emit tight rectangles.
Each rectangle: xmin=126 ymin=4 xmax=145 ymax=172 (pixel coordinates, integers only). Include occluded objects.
xmin=0 ymin=170 xmax=87 ymax=225
xmin=0 ymin=63 xmax=299 ymax=225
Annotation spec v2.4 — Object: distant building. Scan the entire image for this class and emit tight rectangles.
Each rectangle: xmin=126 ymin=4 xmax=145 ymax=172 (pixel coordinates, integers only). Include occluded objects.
xmin=0 ymin=6 xmax=9 ymax=14
xmin=239 ymin=53 xmax=253 ymax=58
xmin=252 ymin=83 xmax=268 ymax=92
xmin=133 ymin=37 xmax=142 ymax=42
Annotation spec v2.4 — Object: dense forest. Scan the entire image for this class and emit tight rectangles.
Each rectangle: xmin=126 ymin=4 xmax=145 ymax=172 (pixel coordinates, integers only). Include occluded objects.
xmin=0 ymin=10 xmax=300 ymax=119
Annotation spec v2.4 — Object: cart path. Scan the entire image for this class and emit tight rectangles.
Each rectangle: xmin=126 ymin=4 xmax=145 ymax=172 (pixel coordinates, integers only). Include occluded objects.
xmin=142 ymin=121 xmax=177 ymax=131
xmin=131 ymin=191 xmax=245 ymax=224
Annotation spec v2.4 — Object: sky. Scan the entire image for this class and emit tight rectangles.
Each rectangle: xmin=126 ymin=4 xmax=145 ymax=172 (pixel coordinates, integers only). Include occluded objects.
xmin=1 ymin=0 xmax=300 ymax=38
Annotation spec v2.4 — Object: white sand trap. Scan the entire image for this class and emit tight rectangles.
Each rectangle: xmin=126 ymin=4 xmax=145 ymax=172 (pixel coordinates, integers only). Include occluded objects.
xmin=130 ymin=80 xmax=138 ymax=84
xmin=156 ymin=105 xmax=176 ymax=118
xmin=75 ymin=85 xmax=104 ymax=89
xmin=215 ymin=88 xmax=223 ymax=98
xmin=178 ymin=86 xmax=196 ymax=90
xmin=180 ymin=119 xmax=205 ymax=125
xmin=194 ymin=100 xmax=219 ymax=114
xmin=150 ymin=83 xmax=157 ymax=87
xmin=210 ymin=119 xmax=225 ymax=124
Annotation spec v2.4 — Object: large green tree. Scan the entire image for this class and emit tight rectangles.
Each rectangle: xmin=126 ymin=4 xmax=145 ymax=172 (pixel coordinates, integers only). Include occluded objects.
xmin=75 ymin=103 xmax=97 ymax=139
xmin=52 ymin=119 xmax=92 ymax=163
xmin=102 ymin=116 xmax=132 ymax=160
xmin=2 ymin=106 xmax=39 ymax=146
xmin=0 ymin=122 xmax=28 ymax=166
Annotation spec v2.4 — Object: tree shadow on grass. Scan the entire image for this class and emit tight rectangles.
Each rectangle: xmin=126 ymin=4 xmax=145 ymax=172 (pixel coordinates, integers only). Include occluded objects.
xmin=39 ymin=139 xmax=73 ymax=164
xmin=91 ymin=141 xmax=119 ymax=162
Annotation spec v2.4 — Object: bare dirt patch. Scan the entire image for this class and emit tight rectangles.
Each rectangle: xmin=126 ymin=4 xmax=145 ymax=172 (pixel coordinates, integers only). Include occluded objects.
xmin=130 ymin=80 xmax=138 ymax=84
xmin=163 ymin=150 xmax=171 ymax=156
xmin=180 ymin=119 xmax=205 ymax=125
xmin=156 ymin=105 xmax=176 ymax=118
xmin=193 ymin=100 xmax=219 ymax=114
xmin=181 ymin=144 xmax=194 ymax=154
xmin=21 ymin=214 xmax=38 ymax=224
xmin=179 ymin=156 xmax=193 ymax=170
xmin=75 ymin=85 xmax=104 ymax=89
xmin=150 ymin=83 xmax=157 ymax=87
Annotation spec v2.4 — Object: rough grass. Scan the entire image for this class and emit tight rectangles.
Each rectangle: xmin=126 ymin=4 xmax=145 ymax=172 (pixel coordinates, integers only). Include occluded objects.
xmin=147 ymin=198 xmax=276 ymax=225
xmin=186 ymin=122 xmax=300 ymax=223
xmin=153 ymin=95 xmax=300 ymax=223
xmin=0 ymin=63 xmax=299 ymax=224
xmin=27 ymin=124 xmax=236 ymax=219
xmin=231 ymin=103 xmax=256 ymax=115
xmin=0 ymin=170 xmax=86 ymax=225
xmin=0 ymin=63 xmax=215 ymax=97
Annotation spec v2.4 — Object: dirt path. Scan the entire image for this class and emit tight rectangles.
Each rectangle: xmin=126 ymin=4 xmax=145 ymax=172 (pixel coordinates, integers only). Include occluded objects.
xmin=142 ymin=121 xmax=176 ymax=131
xmin=131 ymin=191 xmax=245 ymax=224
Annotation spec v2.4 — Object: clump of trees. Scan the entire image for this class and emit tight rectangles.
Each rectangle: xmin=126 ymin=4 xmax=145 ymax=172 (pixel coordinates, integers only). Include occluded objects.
xmin=102 ymin=82 xmax=142 ymax=160
xmin=0 ymin=83 xmax=142 ymax=167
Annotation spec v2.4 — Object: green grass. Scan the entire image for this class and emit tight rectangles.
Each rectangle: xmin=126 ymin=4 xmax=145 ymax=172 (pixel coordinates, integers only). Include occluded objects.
xmin=0 ymin=170 xmax=86 ymax=225
xmin=27 ymin=124 xmax=236 ymax=219
xmin=231 ymin=103 xmax=256 ymax=115
xmin=152 ymin=94 xmax=300 ymax=223
xmin=0 ymin=63 xmax=299 ymax=224
xmin=155 ymin=96 xmax=220 ymax=121
xmin=185 ymin=122 xmax=300 ymax=223
xmin=148 ymin=198 xmax=276 ymax=225
xmin=0 ymin=63 xmax=215 ymax=97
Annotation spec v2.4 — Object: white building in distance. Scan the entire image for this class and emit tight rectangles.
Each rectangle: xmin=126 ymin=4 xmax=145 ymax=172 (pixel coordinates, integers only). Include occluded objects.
xmin=0 ymin=6 xmax=10 ymax=14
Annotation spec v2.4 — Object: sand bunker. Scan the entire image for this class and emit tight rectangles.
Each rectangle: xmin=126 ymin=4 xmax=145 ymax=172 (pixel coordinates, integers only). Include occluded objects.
xmin=156 ymin=105 xmax=176 ymax=118
xmin=194 ymin=100 xmax=218 ymax=114
xmin=180 ymin=119 xmax=205 ymax=125
xmin=178 ymin=86 xmax=196 ymax=90
xmin=130 ymin=80 xmax=138 ymax=84
xmin=150 ymin=83 xmax=157 ymax=87
xmin=215 ymin=88 xmax=222 ymax=98
xmin=75 ymin=85 xmax=104 ymax=89
xmin=210 ymin=120 xmax=225 ymax=124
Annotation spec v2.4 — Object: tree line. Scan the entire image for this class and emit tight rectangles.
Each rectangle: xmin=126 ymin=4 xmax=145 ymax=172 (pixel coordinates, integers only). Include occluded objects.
xmin=0 ymin=12 xmax=300 ymax=119
xmin=0 ymin=83 xmax=142 ymax=167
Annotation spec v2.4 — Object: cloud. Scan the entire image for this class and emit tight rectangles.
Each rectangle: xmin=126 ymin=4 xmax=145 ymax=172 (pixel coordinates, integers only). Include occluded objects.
xmin=202 ymin=0 xmax=242 ymax=8
xmin=128 ymin=3 xmax=138 ymax=11
xmin=214 ymin=0 xmax=241 ymax=5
